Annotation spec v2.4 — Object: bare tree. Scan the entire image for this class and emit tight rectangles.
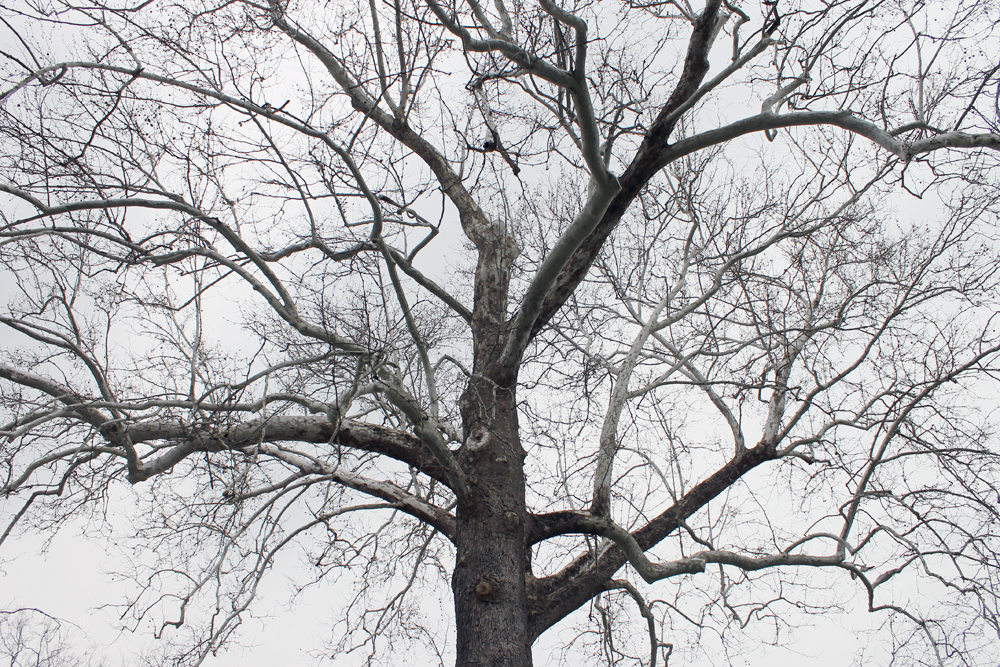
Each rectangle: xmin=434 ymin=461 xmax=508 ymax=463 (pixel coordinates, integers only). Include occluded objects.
xmin=1 ymin=0 xmax=999 ymax=665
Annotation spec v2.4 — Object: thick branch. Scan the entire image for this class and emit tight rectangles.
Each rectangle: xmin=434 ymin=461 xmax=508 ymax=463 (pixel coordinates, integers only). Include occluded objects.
xmin=0 ymin=364 xmax=109 ymax=430
xmin=529 ymin=510 xmax=845 ymax=584
xmin=529 ymin=111 xmax=1000 ymax=344
xmin=527 ymin=440 xmax=776 ymax=639
xmin=526 ymin=0 xmax=724 ymax=339
xmin=125 ymin=415 xmax=455 ymax=489
xmin=0 ymin=362 xmax=454 ymax=491
xmin=319 ymin=468 xmax=456 ymax=539
xmin=0 ymin=377 xmax=456 ymax=535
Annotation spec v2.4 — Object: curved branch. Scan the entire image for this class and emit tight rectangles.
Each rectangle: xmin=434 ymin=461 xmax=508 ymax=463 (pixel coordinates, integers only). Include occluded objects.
xmin=527 ymin=440 xmax=776 ymax=638
xmin=126 ymin=415 xmax=457 ymax=489
xmin=0 ymin=363 xmax=112 ymax=432
xmin=529 ymin=111 xmax=1000 ymax=345
xmin=602 ymin=580 xmax=660 ymax=667
xmin=0 ymin=185 xmax=371 ymax=355
xmin=529 ymin=510 xmax=846 ymax=584
xmin=661 ymin=110 xmax=1000 ymax=167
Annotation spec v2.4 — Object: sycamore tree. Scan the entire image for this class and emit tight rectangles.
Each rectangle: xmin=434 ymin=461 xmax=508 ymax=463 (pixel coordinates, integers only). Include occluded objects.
xmin=2 ymin=0 xmax=1000 ymax=664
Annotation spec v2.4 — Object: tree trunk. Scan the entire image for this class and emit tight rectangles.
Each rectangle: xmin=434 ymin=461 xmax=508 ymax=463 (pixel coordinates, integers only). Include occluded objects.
xmin=453 ymin=378 xmax=530 ymax=667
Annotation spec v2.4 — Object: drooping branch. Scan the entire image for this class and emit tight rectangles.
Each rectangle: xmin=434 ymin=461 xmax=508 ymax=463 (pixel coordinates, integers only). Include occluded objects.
xmin=0 ymin=364 xmax=110 ymax=431
xmin=601 ymin=580 xmax=661 ymax=667
xmin=0 ymin=186 xmax=371 ymax=355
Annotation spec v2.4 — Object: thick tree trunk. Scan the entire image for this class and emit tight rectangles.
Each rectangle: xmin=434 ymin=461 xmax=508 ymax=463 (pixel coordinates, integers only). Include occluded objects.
xmin=450 ymin=199 xmax=530 ymax=665
xmin=453 ymin=380 xmax=530 ymax=667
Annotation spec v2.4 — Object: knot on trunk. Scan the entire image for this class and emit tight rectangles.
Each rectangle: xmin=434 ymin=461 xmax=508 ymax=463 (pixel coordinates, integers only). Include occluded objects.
xmin=475 ymin=579 xmax=497 ymax=602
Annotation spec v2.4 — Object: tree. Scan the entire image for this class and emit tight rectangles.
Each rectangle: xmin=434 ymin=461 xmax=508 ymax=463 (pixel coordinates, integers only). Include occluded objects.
xmin=1 ymin=609 xmax=102 ymax=667
xmin=1 ymin=0 xmax=999 ymax=664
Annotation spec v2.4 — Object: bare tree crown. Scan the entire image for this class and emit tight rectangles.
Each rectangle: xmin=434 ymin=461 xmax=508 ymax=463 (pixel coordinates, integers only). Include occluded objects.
xmin=1 ymin=0 xmax=999 ymax=665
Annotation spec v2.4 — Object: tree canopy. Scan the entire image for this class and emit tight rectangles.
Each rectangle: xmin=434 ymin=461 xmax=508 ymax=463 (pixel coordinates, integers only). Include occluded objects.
xmin=2 ymin=0 xmax=1000 ymax=665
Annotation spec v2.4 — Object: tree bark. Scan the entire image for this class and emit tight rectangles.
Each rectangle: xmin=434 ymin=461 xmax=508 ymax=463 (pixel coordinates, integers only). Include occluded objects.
xmin=451 ymin=199 xmax=531 ymax=665
xmin=454 ymin=379 xmax=530 ymax=667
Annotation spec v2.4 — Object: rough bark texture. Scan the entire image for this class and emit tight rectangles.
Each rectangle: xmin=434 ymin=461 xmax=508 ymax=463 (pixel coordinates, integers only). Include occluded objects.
xmin=454 ymin=383 xmax=530 ymax=667
xmin=452 ymin=201 xmax=531 ymax=665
